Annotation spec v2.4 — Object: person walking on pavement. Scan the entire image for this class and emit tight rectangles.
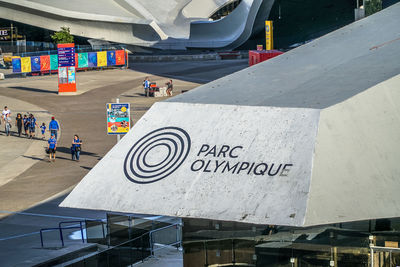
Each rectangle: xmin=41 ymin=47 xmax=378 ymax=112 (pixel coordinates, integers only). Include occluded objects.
xmin=47 ymin=134 xmax=57 ymax=162
xmin=23 ymin=114 xmax=29 ymax=136
xmin=2 ymin=106 xmax=10 ymax=124
xmin=71 ymin=134 xmax=82 ymax=161
xmin=4 ymin=113 xmax=11 ymax=136
xmin=40 ymin=123 xmax=46 ymax=139
xmin=28 ymin=114 xmax=38 ymax=139
xmin=15 ymin=113 xmax=23 ymax=137
xmin=166 ymin=79 xmax=173 ymax=96
xmin=144 ymin=77 xmax=150 ymax=97
xmin=49 ymin=117 xmax=60 ymax=140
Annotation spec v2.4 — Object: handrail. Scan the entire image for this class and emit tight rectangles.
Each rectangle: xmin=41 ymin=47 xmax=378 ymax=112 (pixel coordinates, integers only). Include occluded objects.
xmin=149 ymin=223 xmax=182 ymax=255
xmin=40 ymin=225 xmax=83 ymax=248
xmin=40 ymin=219 xmax=107 ymax=248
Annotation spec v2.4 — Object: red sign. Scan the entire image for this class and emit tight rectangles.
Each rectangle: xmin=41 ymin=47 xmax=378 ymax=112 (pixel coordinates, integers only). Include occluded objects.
xmin=58 ymin=43 xmax=77 ymax=94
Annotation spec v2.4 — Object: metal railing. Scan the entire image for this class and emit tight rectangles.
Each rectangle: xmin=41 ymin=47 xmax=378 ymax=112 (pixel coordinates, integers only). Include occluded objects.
xmin=149 ymin=223 xmax=182 ymax=255
xmin=39 ymin=219 xmax=106 ymax=248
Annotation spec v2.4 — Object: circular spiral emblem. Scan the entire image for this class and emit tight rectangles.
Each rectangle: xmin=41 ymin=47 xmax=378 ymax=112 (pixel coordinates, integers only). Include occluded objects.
xmin=124 ymin=127 xmax=191 ymax=184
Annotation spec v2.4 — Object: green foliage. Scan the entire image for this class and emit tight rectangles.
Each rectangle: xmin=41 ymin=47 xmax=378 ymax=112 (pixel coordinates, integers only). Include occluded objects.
xmin=365 ymin=0 xmax=382 ymax=16
xmin=50 ymin=27 xmax=74 ymax=44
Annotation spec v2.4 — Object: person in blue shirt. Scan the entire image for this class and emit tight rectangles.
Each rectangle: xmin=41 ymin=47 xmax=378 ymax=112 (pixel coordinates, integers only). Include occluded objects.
xmin=144 ymin=77 xmax=150 ymax=97
xmin=48 ymin=134 xmax=57 ymax=162
xmin=71 ymin=134 xmax=83 ymax=161
xmin=40 ymin=123 xmax=46 ymax=139
xmin=28 ymin=114 xmax=38 ymax=139
xmin=48 ymin=117 xmax=60 ymax=140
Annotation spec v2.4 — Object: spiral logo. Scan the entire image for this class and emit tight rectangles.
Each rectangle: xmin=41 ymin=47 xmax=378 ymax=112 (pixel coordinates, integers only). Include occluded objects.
xmin=124 ymin=127 xmax=191 ymax=184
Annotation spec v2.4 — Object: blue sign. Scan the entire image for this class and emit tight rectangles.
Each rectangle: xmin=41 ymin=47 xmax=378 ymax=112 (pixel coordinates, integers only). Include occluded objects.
xmin=58 ymin=47 xmax=75 ymax=67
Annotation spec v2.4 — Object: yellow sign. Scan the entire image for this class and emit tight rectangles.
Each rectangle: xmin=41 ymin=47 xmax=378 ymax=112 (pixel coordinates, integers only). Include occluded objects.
xmin=265 ymin=20 xmax=273 ymax=50
xmin=21 ymin=57 xmax=31 ymax=73
xmin=97 ymin=51 xmax=107 ymax=67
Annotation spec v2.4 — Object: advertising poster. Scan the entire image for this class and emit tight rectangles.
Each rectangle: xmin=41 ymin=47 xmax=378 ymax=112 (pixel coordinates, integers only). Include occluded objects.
xmin=12 ymin=57 xmax=21 ymax=73
xmin=106 ymin=103 xmax=130 ymax=135
xmin=68 ymin=67 xmax=76 ymax=84
xmin=78 ymin=53 xmax=88 ymax=68
xmin=50 ymin=55 xmax=58 ymax=70
xmin=97 ymin=51 xmax=107 ymax=67
xmin=21 ymin=57 xmax=31 ymax=73
xmin=31 ymin=56 xmax=41 ymax=72
xmin=58 ymin=67 xmax=67 ymax=84
xmin=115 ymin=50 xmax=125 ymax=65
xmin=88 ymin=52 xmax=97 ymax=67
xmin=40 ymin=55 xmax=50 ymax=71
xmin=107 ymin=51 xmax=116 ymax=66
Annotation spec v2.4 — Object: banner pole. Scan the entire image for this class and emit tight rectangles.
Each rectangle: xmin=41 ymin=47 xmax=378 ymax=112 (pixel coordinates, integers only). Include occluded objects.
xmin=116 ymin=98 xmax=121 ymax=143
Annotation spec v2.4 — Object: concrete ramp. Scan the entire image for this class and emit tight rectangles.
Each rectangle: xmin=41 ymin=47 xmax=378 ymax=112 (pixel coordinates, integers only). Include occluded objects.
xmin=61 ymin=4 xmax=400 ymax=226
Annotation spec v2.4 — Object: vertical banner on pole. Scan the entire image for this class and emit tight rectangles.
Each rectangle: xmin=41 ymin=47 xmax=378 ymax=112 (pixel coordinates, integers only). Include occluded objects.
xmin=97 ymin=51 xmax=107 ymax=67
xmin=31 ymin=56 xmax=41 ymax=72
xmin=57 ymin=43 xmax=76 ymax=94
xmin=40 ymin=55 xmax=50 ymax=71
xmin=21 ymin=57 xmax=31 ymax=73
xmin=88 ymin=52 xmax=97 ymax=67
xmin=78 ymin=53 xmax=88 ymax=68
xmin=50 ymin=54 xmax=58 ymax=71
xmin=107 ymin=51 xmax=116 ymax=66
xmin=12 ymin=57 xmax=21 ymax=73
xmin=115 ymin=50 xmax=126 ymax=65
xmin=265 ymin=20 xmax=273 ymax=50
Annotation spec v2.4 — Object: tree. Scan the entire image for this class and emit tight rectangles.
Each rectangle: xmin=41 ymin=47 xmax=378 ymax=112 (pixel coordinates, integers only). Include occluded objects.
xmin=51 ymin=27 xmax=74 ymax=44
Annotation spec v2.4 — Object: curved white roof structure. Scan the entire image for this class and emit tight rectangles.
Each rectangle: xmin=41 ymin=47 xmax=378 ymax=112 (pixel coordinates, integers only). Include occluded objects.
xmin=0 ymin=0 xmax=274 ymax=50
xmin=61 ymin=4 xmax=400 ymax=226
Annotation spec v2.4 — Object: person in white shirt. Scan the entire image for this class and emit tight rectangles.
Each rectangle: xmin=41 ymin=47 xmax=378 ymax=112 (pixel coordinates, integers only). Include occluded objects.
xmin=2 ymin=106 xmax=10 ymax=124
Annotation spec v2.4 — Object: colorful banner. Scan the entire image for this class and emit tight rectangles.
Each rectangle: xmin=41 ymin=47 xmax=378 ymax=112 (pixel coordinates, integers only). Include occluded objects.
xmin=40 ymin=55 xmax=50 ymax=71
xmin=68 ymin=67 xmax=76 ymax=84
xmin=31 ymin=56 xmax=41 ymax=72
xmin=265 ymin=20 xmax=274 ymax=50
xmin=106 ymin=103 xmax=130 ymax=135
xmin=97 ymin=51 xmax=107 ymax=67
xmin=115 ymin=50 xmax=125 ymax=65
xmin=88 ymin=52 xmax=97 ymax=67
xmin=107 ymin=51 xmax=116 ymax=66
xmin=78 ymin=53 xmax=88 ymax=68
xmin=50 ymin=55 xmax=58 ymax=70
xmin=21 ymin=57 xmax=31 ymax=73
xmin=12 ymin=57 xmax=21 ymax=73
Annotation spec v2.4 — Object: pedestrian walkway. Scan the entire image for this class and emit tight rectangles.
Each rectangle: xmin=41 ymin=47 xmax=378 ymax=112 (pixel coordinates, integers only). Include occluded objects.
xmin=0 ymin=68 xmax=202 ymax=215
xmin=0 ymin=95 xmax=53 ymax=189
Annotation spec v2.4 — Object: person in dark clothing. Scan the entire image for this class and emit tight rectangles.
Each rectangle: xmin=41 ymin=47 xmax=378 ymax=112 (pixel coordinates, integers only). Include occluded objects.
xmin=15 ymin=113 xmax=23 ymax=137
xmin=71 ymin=134 xmax=82 ymax=161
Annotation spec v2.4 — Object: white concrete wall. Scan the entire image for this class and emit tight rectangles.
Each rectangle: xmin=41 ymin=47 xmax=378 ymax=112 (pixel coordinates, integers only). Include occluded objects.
xmin=305 ymin=74 xmax=400 ymax=226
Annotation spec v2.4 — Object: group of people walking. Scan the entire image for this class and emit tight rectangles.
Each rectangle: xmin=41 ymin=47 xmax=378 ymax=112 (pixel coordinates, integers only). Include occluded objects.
xmin=1 ymin=106 xmax=83 ymax=162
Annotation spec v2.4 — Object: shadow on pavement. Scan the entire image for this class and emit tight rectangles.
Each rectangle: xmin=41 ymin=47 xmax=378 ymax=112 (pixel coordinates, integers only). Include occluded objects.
xmin=56 ymin=147 xmax=101 ymax=159
xmin=8 ymin=86 xmax=58 ymax=95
